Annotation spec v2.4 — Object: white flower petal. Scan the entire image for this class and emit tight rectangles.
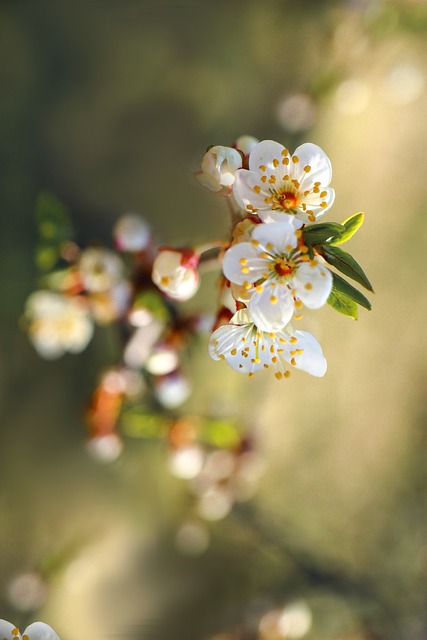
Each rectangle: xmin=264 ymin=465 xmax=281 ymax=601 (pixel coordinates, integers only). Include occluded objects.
xmin=222 ymin=243 xmax=264 ymax=285
xmin=24 ymin=622 xmax=60 ymax=640
xmin=252 ymin=221 xmax=298 ymax=252
xmin=209 ymin=322 xmax=263 ymax=374
xmin=248 ymin=140 xmax=285 ymax=173
xmin=233 ymin=169 xmax=271 ymax=214
xmin=284 ymin=329 xmax=327 ymax=377
xmin=292 ymin=142 xmax=332 ymax=189
xmin=294 ymin=262 xmax=332 ymax=308
xmin=257 ymin=209 xmax=304 ymax=227
xmin=249 ymin=285 xmax=294 ymax=332
xmin=0 ymin=620 xmax=21 ymax=639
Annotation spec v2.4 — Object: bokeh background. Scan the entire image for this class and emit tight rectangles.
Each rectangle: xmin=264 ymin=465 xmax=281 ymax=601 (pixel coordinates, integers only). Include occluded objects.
xmin=1 ymin=0 xmax=427 ymax=639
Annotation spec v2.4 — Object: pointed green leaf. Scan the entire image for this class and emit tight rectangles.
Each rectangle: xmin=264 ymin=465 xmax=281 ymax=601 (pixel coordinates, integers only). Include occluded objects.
xmin=302 ymin=222 xmax=344 ymax=246
xmin=320 ymin=245 xmax=373 ymax=292
xmin=327 ymin=287 xmax=358 ymax=319
xmin=330 ymin=271 xmax=371 ymax=311
xmin=331 ymin=212 xmax=364 ymax=245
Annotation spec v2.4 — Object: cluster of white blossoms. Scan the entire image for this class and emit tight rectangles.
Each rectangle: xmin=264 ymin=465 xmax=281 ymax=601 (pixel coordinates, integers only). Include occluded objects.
xmin=153 ymin=136 xmax=372 ymax=380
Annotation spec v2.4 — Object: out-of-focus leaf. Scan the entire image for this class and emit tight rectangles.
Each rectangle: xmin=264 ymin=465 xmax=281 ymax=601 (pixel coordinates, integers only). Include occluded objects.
xmin=35 ymin=191 xmax=73 ymax=243
xmin=132 ymin=290 xmax=171 ymax=324
xmin=330 ymin=271 xmax=371 ymax=311
xmin=35 ymin=192 xmax=74 ymax=272
xmin=302 ymin=222 xmax=344 ymax=246
xmin=120 ymin=406 xmax=170 ymax=439
xmin=201 ymin=417 xmax=241 ymax=449
xmin=331 ymin=212 xmax=364 ymax=245
xmin=320 ymin=245 xmax=373 ymax=292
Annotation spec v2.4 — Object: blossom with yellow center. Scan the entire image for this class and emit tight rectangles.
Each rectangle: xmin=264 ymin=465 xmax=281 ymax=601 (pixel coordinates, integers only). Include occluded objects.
xmin=233 ymin=139 xmax=335 ymax=226
xmin=208 ymin=309 xmax=327 ymax=378
xmin=222 ymin=220 xmax=332 ymax=332
xmin=25 ymin=291 xmax=94 ymax=359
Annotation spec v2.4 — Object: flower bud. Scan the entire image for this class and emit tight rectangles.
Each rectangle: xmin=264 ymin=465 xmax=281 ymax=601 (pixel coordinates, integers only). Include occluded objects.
xmin=196 ymin=145 xmax=243 ymax=193
xmin=152 ymin=248 xmax=200 ymax=301
xmin=233 ymin=134 xmax=259 ymax=157
xmin=113 ymin=213 xmax=151 ymax=252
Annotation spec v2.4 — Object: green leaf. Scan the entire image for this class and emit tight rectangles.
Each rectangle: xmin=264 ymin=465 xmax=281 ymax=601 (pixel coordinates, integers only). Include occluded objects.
xmin=330 ymin=271 xmax=371 ymax=311
xmin=327 ymin=287 xmax=358 ymax=319
xmin=320 ymin=245 xmax=374 ymax=292
xmin=35 ymin=191 xmax=73 ymax=244
xmin=331 ymin=212 xmax=364 ymax=245
xmin=132 ymin=290 xmax=171 ymax=324
xmin=35 ymin=192 xmax=74 ymax=272
xmin=201 ymin=417 xmax=241 ymax=449
xmin=302 ymin=222 xmax=344 ymax=246
xmin=120 ymin=407 xmax=170 ymax=439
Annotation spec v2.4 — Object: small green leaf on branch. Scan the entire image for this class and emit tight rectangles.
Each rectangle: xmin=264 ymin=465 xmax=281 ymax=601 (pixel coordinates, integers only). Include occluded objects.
xmin=331 ymin=212 xmax=364 ymax=245
xmin=330 ymin=271 xmax=371 ymax=311
xmin=320 ymin=244 xmax=373 ymax=292
xmin=327 ymin=287 xmax=358 ymax=319
xmin=302 ymin=222 xmax=344 ymax=246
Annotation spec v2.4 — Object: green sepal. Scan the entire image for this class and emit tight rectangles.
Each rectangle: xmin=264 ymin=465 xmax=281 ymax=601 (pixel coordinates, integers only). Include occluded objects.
xmin=200 ymin=417 xmax=241 ymax=449
xmin=330 ymin=271 xmax=371 ymax=311
xmin=327 ymin=287 xmax=358 ymax=319
xmin=331 ymin=212 xmax=364 ymax=245
xmin=302 ymin=222 xmax=344 ymax=246
xmin=320 ymin=245 xmax=373 ymax=292
xmin=120 ymin=406 xmax=170 ymax=439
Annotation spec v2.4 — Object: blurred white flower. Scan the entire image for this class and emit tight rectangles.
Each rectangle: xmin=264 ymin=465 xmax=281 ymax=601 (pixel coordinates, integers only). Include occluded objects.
xmin=113 ymin=213 xmax=151 ymax=252
xmin=0 ymin=620 xmax=60 ymax=640
xmin=152 ymin=248 xmax=200 ymax=301
xmin=154 ymin=371 xmax=192 ymax=408
xmin=233 ymin=139 xmax=334 ymax=225
xmin=79 ymin=247 xmax=124 ymax=293
xmin=86 ymin=433 xmax=123 ymax=463
xmin=25 ymin=291 xmax=93 ymax=359
xmin=196 ymin=145 xmax=243 ymax=193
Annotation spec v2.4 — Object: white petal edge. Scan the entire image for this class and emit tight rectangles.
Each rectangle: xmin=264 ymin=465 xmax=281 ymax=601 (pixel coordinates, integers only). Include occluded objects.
xmin=24 ymin=622 xmax=61 ymax=640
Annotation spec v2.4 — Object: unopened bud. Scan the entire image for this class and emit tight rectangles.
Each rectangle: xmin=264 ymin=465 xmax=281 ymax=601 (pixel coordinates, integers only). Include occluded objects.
xmin=152 ymin=248 xmax=200 ymax=301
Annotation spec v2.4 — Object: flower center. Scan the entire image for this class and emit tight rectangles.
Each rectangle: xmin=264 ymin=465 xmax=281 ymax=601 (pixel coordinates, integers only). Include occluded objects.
xmin=277 ymin=191 xmax=297 ymax=210
xmin=274 ymin=258 xmax=295 ymax=277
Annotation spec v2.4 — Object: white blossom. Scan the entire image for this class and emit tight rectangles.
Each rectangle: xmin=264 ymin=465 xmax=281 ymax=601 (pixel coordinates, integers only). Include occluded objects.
xmin=152 ymin=248 xmax=199 ymax=301
xmin=25 ymin=291 xmax=93 ymax=359
xmin=222 ymin=221 xmax=332 ymax=332
xmin=79 ymin=247 xmax=124 ymax=293
xmin=209 ymin=309 xmax=327 ymax=379
xmin=196 ymin=145 xmax=243 ymax=193
xmin=233 ymin=139 xmax=335 ymax=225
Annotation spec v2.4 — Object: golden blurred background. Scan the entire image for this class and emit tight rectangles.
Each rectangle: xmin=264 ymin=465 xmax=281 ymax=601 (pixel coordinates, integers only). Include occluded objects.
xmin=1 ymin=1 xmax=427 ymax=639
